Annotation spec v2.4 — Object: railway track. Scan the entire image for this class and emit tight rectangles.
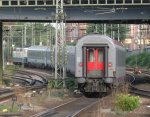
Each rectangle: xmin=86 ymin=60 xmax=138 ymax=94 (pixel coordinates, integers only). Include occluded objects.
xmin=15 ymin=70 xmax=48 ymax=85
xmin=3 ymin=69 xmax=48 ymax=93
xmin=126 ymin=73 xmax=150 ymax=97
xmin=30 ymin=97 xmax=98 ymax=117
xmin=140 ymin=69 xmax=150 ymax=76
xmin=126 ymin=67 xmax=150 ymax=76
xmin=0 ymin=89 xmax=15 ymax=101
xmin=22 ymin=68 xmax=53 ymax=78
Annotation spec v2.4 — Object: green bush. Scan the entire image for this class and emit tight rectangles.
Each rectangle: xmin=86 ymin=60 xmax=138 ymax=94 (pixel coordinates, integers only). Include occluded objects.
xmin=48 ymin=78 xmax=76 ymax=92
xmin=48 ymin=80 xmax=63 ymax=89
xmin=65 ymin=78 xmax=76 ymax=92
xmin=115 ymin=93 xmax=140 ymax=112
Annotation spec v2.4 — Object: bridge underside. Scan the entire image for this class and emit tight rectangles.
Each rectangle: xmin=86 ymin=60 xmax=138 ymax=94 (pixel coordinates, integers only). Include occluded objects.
xmin=0 ymin=5 xmax=150 ymax=23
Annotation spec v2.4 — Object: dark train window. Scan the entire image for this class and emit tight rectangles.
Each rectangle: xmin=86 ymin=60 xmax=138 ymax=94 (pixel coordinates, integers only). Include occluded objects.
xmin=116 ymin=0 xmax=123 ymax=4
xmin=64 ymin=0 xmax=70 ymax=4
xmin=2 ymin=1 xmax=9 ymax=5
xmin=72 ymin=0 xmax=79 ymax=4
xmin=46 ymin=0 xmax=53 ymax=5
xmin=81 ymin=0 xmax=88 ymax=4
xmin=90 ymin=0 xmax=97 ymax=4
xmin=134 ymin=0 xmax=141 ymax=3
xmin=107 ymin=0 xmax=115 ymax=4
xmin=11 ymin=1 xmax=18 ymax=5
xmin=29 ymin=0 xmax=35 ymax=5
xmin=20 ymin=1 xmax=27 ymax=5
xmin=98 ymin=50 xmax=103 ymax=62
xmin=125 ymin=0 xmax=132 ymax=3
xmin=143 ymin=0 xmax=149 ymax=3
xmin=99 ymin=0 xmax=105 ymax=4
xmin=37 ymin=0 xmax=44 ymax=5
xmin=88 ymin=49 xmax=94 ymax=62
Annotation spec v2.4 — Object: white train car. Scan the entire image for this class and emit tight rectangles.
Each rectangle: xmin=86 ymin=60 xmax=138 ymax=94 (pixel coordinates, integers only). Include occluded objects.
xmin=13 ymin=48 xmax=28 ymax=65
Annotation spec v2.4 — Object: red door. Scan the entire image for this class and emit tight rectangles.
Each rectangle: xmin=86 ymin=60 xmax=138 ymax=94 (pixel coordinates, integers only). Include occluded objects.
xmin=86 ymin=48 xmax=104 ymax=78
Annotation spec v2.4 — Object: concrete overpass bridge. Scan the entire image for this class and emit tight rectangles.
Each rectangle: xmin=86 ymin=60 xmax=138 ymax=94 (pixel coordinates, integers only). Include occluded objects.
xmin=0 ymin=0 xmax=150 ymax=23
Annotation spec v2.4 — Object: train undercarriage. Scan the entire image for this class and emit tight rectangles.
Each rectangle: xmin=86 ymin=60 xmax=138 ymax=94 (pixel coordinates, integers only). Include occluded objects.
xmin=77 ymin=78 xmax=113 ymax=97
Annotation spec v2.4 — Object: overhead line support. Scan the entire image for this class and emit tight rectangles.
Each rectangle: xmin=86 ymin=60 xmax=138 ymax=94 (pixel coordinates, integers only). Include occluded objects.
xmin=55 ymin=0 xmax=66 ymax=85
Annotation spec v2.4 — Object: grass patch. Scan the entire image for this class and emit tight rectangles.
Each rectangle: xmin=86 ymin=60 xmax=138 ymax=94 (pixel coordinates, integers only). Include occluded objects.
xmin=0 ymin=103 xmax=19 ymax=112
xmin=3 ymin=65 xmax=22 ymax=75
xmin=48 ymin=89 xmax=65 ymax=98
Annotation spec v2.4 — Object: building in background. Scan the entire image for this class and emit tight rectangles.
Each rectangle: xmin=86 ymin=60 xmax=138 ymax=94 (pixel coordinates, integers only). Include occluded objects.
xmin=124 ymin=24 xmax=150 ymax=51
xmin=66 ymin=23 xmax=86 ymax=42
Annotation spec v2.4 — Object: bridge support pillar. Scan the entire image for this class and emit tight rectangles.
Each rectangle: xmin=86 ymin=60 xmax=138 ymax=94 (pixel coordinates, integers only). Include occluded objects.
xmin=0 ymin=21 xmax=3 ymax=83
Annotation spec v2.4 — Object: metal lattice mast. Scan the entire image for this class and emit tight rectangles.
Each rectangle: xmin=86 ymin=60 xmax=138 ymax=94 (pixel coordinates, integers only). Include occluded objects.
xmin=55 ymin=0 xmax=66 ymax=80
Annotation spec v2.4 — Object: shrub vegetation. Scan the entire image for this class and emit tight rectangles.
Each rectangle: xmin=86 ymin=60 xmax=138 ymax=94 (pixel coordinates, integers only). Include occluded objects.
xmin=126 ymin=52 xmax=150 ymax=68
xmin=48 ymin=77 xmax=76 ymax=92
xmin=114 ymin=93 xmax=140 ymax=112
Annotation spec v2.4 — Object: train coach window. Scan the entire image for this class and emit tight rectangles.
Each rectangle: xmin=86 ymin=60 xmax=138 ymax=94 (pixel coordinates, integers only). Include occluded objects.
xmin=90 ymin=0 xmax=97 ymax=4
xmin=46 ymin=0 xmax=53 ymax=5
xmin=88 ymin=49 xmax=94 ymax=62
xmin=2 ymin=1 xmax=9 ymax=5
xmin=81 ymin=0 xmax=88 ymax=4
xmin=98 ymin=50 xmax=103 ymax=62
xmin=20 ymin=0 xmax=27 ymax=5
xmin=29 ymin=0 xmax=35 ymax=5
xmin=11 ymin=0 xmax=17 ymax=5
xmin=37 ymin=0 xmax=44 ymax=5
xmin=72 ymin=0 xmax=79 ymax=4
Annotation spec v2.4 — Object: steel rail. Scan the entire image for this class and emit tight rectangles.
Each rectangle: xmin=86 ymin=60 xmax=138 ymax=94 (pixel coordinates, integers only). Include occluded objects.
xmin=3 ymin=70 xmax=48 ymax=91
xmin=30 ymin=98 xmax=79 ymax=117
xmin=15 ymin=70 xmax=48 ymax=85
xmin=126 ymin=73 xmax=150 ymax=97
xmin=71 ymin=98 xmax=100 ymax=117
xmin=0 ymin=112 xmax=22 ymax=116
xmin=0 ymin=89 xmax=15 ymax=101
xmin=30 ymin=97 xmax=98 ymax=117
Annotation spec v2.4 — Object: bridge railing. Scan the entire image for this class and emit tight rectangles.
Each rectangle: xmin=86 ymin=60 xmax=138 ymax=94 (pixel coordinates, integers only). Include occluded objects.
xmin=0 ymin=0 xmax=150 ymax=7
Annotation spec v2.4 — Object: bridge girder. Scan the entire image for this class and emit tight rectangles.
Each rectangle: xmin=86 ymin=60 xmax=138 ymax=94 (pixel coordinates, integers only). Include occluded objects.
xmin=0 ymin=5 xmax=150 ymax=23
xmin=0 ymin=0 xmax=150 ymax=7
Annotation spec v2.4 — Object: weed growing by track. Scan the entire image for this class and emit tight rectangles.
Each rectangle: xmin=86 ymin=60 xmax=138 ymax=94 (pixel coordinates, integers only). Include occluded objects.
xmin=48 ymin=77 xmax=76 ymax=92
xmin=114 ymin=93 xmax=140 ymax=112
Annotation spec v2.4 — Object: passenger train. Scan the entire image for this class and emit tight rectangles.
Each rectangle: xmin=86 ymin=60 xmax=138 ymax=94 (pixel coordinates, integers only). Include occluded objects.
xmin=13 ymin=34 xmax=126 ymax=95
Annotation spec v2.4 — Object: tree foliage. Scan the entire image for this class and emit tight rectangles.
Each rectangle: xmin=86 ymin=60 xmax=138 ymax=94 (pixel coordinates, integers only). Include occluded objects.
xmin=86 ymin=23 xmax=129 ymax=41
xmin=126 ymin=52 xmax=150 ymax=68
xmin=4 ymin=23 xmax=55 ymax=48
